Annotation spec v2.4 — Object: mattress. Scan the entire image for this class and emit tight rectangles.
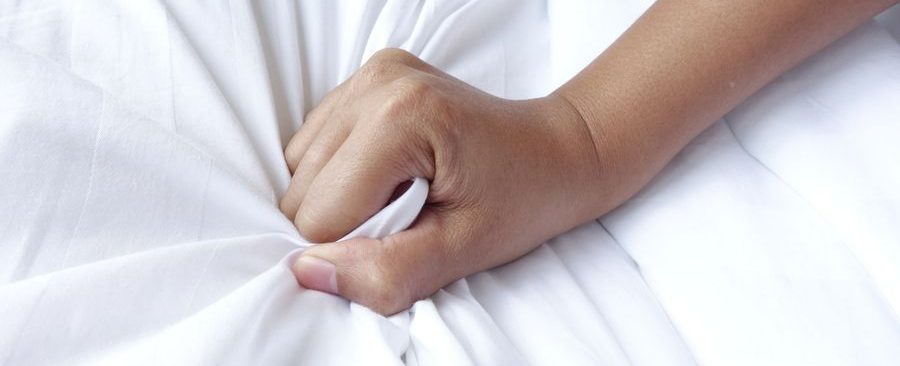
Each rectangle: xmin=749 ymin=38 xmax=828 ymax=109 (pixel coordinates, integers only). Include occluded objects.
xmin=1 ymin=1 xmax=899 ymax=365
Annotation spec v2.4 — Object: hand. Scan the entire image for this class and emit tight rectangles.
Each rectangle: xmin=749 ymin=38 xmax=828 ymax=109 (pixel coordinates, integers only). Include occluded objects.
xmin=280 ymin=49 xmax=603 ymax=315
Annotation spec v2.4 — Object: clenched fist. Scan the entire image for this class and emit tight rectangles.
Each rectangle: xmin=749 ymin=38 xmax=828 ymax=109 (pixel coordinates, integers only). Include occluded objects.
xmin=279 ymin=49 xmax=604 ymax=315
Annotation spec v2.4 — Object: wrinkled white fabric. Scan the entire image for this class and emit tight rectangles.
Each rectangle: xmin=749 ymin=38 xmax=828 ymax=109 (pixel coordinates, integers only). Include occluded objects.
xmin=1 ymin=1 xmax=899 ymax=365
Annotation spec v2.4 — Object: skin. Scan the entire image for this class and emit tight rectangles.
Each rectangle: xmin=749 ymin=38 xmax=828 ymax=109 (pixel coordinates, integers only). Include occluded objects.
xmin=280 ymin=0 xmax=899 ymax=315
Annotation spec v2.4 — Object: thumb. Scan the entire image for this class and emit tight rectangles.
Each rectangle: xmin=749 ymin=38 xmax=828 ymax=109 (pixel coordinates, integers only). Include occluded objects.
xmin=291 ymin=213 xmax=451 ymax=315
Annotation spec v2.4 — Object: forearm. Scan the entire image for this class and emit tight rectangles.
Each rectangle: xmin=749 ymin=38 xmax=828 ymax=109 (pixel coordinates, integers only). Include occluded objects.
xmin=555 ymin=0 xmax=896 ymax=217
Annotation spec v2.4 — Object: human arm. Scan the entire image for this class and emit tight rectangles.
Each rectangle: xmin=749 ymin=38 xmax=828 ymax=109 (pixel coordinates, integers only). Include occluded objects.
xmin=280 ymin=0 xmax=898 ymax=315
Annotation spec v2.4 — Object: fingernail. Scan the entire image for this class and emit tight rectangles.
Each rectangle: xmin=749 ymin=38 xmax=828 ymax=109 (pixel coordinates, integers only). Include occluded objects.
xmin=293 ymin=255 xmax=338 ymax=294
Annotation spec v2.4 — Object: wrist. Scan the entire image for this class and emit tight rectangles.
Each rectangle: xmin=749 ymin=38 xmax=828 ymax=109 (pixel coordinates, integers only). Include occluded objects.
xmin=527 ymin=94 xmax=616 ymax=226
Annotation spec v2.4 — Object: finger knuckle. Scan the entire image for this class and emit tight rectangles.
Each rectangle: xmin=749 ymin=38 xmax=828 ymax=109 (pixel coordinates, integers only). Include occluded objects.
xmin=371 ymin=48 xmax=415 ymax=64
xmin=358 ymin=59 xmax=392 ymax=84
xmin=303 ymin=105 xmax=326 ymax=126
xmin=278 ymin=196 xmax=298 ymax=218
xmin=284 ymin=130 xmax=308 ymax=163
xmin=358 ymin=49 xmax=420 ymax=86
xmin=284 ymin=150 xmax=302 ymax=172
xmin=380 ymin=76 xmax=436 ymax=119
xmin=298 ymin=142 xmax=330 ymax=172
xmin=295 ymin=208 xmax=340 ymax=243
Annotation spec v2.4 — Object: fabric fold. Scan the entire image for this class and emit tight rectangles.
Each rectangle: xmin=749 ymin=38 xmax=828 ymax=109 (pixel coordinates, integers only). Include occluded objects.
xmin=2 ymin=1 xmax=899 ymax=365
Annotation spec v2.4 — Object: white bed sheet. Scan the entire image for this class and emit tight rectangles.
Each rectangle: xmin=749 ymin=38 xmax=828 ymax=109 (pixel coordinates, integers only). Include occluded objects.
xmin=1 ymin=1 xmax=899 ymax=365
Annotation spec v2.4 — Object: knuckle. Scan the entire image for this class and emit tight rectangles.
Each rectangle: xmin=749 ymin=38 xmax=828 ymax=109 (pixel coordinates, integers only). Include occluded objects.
xmin=298 ymin=141 xmax=330 ymax=171
xmin=278 ymin=196 xmax=298 ymax=218
xmin=358 ymin=48 xmax=419 ymax=86
xmin=285 ymin=127 xmax=308 ymax=156
xmin=285 ymin=150 xmax=301 ymax=172
xmin=294 ymin=208 xmax=339 ymax=243
xmin=285 ymin=136 xmax=311 ymax=169
xmin=303 ymin=105 xmax=326 ymax=125
xmin=371 ymin=48 xmax=415 ymax=64
xmin=379 ymin=76 xmax=435 ymax=120
xmin=358 ymin=59 xmax=392 ymax=83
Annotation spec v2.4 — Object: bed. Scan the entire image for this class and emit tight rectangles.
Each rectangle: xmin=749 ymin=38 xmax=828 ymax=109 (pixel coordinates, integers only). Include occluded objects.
xmin=1 ymin=1 xmax=899 ymax=364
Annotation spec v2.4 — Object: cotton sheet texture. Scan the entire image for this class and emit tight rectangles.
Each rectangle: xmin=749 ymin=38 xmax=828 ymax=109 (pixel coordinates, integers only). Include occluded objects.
xmin=2 ymin=1 xmax=899 ymax=365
